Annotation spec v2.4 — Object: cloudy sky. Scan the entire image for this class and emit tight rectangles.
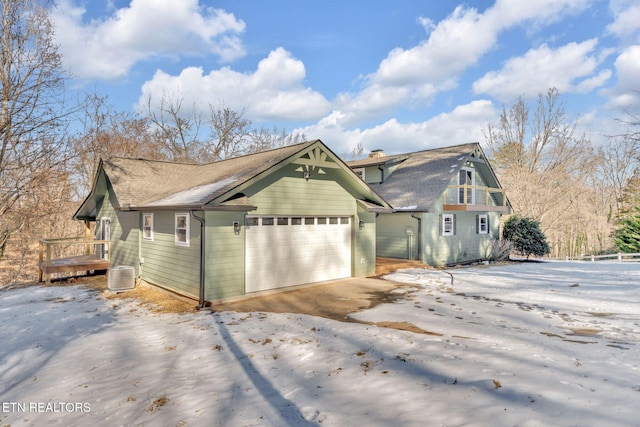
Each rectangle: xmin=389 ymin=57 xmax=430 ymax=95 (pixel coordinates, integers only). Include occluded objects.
xmin=51 ymin=0 xmax=640 ymax=156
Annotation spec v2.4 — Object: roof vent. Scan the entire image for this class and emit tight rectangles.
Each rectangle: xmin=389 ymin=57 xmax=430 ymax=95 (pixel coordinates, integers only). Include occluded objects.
xmin=369 ymin=149 xmax=385 ymax=158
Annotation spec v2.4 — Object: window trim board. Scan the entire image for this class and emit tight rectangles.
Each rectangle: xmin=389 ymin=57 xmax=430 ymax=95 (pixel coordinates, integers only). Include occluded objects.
xmin=175 ymin=213 xmax=190 ymax=247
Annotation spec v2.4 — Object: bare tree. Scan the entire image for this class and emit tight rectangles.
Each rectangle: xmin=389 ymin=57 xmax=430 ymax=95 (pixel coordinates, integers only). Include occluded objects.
xmin=593 ymin=136 xmax=639 ymax=218
xmin=615 ymin=108 xmax=640 ymax=146
xmin=207 ymin=107 xmax=305 ymax=159
xmin=486 ymin=89 xmax=591 ymax=175
xmin=0 ymin=0 xmax=75 ymax=268
xmin=143 ymin=92 xmax=304 ymax=163
xmin=348 ymin=141 xmax=365 ymax=161
xmin=246 ymin=126 xmax=306 ymax=155
xmin=483 ymin=88 xmax=595 ymax=257
xmin=71 ymin=92 xmax=163 ymax=195
xmin=143 ymin=93 xmax=202 ymax=162
xmin=204 ymin=106 xmax=252 ymax=160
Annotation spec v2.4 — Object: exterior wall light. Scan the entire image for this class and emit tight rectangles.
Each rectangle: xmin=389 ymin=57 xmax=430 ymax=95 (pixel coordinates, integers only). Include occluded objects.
xmin=233 ymin=221 xmax=241 ymax=235
xmin=359 ymin=220 xmax=365 ymax=229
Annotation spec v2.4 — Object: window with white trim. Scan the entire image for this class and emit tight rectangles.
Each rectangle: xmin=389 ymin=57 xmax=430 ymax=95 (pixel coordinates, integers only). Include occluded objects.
xmin=477 ymin=214 xmax=488 ymax=234
xmin=175 ymin=213 xmax=190 ymax=246
xmin=353 ymin=168 xmax=365 ymax=180
xmin=458 ymin=167 xmax=475 ymax=205
xmin=143 ymin=213 xmax=153 ymax=241
xmin=442 ymin=214 xmax=455 ymax=236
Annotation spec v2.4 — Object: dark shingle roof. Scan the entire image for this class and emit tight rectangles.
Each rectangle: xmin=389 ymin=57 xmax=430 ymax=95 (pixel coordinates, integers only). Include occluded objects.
xmin=347 ymin=153 xmax=408 ymax=168
xmin=353 ymin=143 xmax=479 ymax=211
xmin=74 ymin=139 xmax=392 ymax=220
xmin=103 ymin=140 xmax=318 ymax=208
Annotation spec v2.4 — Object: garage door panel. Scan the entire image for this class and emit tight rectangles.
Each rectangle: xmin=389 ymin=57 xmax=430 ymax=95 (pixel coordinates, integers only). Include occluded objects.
xmin=245 ymin=216 xmax=351 ymax=293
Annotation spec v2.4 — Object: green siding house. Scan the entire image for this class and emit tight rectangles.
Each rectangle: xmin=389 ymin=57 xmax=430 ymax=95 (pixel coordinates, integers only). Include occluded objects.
xmin=74 ymin=140 xmax=390 ymax=306
xmin=348 ymin=143 xmax=512 ymax=267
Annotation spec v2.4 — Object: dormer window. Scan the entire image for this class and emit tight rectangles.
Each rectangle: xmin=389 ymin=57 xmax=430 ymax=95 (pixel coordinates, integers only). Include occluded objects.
xmin=458 ymin=167 xmax=475 ymax=205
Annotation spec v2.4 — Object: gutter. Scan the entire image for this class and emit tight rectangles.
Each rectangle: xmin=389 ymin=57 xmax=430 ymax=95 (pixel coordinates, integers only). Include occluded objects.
xmin=410 ymin=213 xmax=422 ymax=262
xmin=190 ymin=211 xmax=206 ymax=310
xmin=117 ymin=204 xmax=257 ymax=212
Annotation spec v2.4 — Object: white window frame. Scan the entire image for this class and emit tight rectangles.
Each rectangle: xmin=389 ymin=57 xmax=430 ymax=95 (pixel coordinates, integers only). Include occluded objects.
xmin=98 ymin=217 xmax=111 ymax=260
xmin=458 ymin=167 xmax=475 ymax=205
xmin=175 ymin=213 xmax=190 ymax=247
xmin=353 ymin=168 xmax=365 ymax=180
xmin=478 ymin=214 xmax=488 ymax=235
xmin=442 ymin=214 xmax=455 ymax=236
xmin=142 ymin=213 xmax=154 ymax=241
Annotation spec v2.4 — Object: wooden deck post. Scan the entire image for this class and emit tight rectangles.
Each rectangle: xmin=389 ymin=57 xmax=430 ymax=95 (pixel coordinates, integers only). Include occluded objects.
xmin=85 ymin=221 xmax=92 ymax=254
xmin=38 ymin=240 xmax=44 ymax=282
xmin=45 ymin=241 xmax=52 ymax=284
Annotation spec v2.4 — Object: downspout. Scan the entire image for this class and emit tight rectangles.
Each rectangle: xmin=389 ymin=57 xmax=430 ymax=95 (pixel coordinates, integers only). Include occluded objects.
xmin=190 ymin=211 xmax=206 ymax=310
xmin=377 ymin=165 xmax=384 ymax=183
xmin=410 ymin=213 xmax=422 ymax=262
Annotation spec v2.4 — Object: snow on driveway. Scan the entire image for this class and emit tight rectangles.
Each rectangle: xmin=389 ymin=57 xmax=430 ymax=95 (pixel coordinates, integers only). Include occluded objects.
xmin=1 ymin=261 xmax=639 ymax=426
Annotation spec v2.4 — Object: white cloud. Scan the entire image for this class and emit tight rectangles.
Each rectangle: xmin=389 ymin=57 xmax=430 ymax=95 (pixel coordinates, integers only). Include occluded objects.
xmin=297 ymin=100 xmax=497 ymax=156
xmin=472 ymin=39 xmax=611 ymax=101
xmin=607 ymin=0 xmax=640 ymax=42
xmin=603 ymin=45 xmax=640 ymax=112
xmin=136 ymin=48 xmax=331 ymax=122
xmin=575 ymin=70 xmax=613 ymax=92
xmin=333 ymin=84 xmax=413 ymax=127
xmin=51 ymin=0 xmax=246 ymax=80
xmin=487 ymin=0 xmax=590 ymax=30
xmin=574 ymin=108 xmax=620 ymax=146
xmin=374 ymin=6 xmax=494 ymax=87
xmin=373 ymin=0 xmax=589 ymax=88
xmin=335 ymin=0 xmax=590 ymax=123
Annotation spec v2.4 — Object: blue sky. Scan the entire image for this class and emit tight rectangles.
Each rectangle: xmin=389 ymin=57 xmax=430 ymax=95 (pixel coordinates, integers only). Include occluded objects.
xmin=51 ymin=0 xmax=640 ymax=156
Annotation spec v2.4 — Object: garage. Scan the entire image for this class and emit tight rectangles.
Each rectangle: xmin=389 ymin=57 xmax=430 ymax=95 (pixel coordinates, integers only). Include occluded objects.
xmin=245 ymin=215 xmax=352 ymax=293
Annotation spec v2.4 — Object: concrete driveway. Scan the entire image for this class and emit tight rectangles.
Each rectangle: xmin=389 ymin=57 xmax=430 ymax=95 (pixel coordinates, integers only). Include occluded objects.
xmin=211 ymin=277 xmax=419 ymax=322
xmin=211 ymin=275 xmax=444 ymax=335
xmin=211 ymin=259 xmax=430 ymax=325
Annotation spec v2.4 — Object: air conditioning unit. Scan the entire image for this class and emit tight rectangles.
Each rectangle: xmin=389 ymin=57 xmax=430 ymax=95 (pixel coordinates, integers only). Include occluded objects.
xmin=108 ymin=266 xmax=135 ymax=291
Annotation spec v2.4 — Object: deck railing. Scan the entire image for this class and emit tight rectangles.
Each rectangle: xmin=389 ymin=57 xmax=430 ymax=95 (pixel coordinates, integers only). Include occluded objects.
xmin=38 ymin=237 xmax=110 ymax=283
xmin=443 ymin=185 xmax=508 ymax=212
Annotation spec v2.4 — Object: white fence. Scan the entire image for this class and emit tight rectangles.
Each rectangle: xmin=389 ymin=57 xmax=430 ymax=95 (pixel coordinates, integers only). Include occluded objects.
xmin=545 ymin=253 xmax=640 ymax=262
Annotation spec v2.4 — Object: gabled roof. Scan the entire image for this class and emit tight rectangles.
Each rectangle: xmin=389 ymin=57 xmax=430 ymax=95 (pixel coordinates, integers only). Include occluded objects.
xmin=347 ymin=143 xmax=506 ymax=212
xmin=74 ymin=140 xmax=391 ymax=220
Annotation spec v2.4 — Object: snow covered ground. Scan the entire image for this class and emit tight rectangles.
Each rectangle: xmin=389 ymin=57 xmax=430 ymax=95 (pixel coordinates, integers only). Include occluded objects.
xmin=1 ymin=261 xmax=639 ymax=426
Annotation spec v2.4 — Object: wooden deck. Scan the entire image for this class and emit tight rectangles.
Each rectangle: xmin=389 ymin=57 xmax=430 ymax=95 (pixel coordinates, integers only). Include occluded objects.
xmin=375 ymin=257 xmax=430 ymax=276
xmin=38 ymin=237 xmax=110 ymax=283
xmin=38 ymin=255 xmax=110 ymax=283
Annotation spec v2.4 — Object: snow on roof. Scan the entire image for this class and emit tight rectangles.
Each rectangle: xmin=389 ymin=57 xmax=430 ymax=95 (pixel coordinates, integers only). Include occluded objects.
xmin=146 ymin=175 xmax=239 ymax=206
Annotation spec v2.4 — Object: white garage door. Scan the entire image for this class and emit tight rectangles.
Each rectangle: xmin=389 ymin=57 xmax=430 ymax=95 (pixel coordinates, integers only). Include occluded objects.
xmin=245 ymin=216 xmax=352 ymax=293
